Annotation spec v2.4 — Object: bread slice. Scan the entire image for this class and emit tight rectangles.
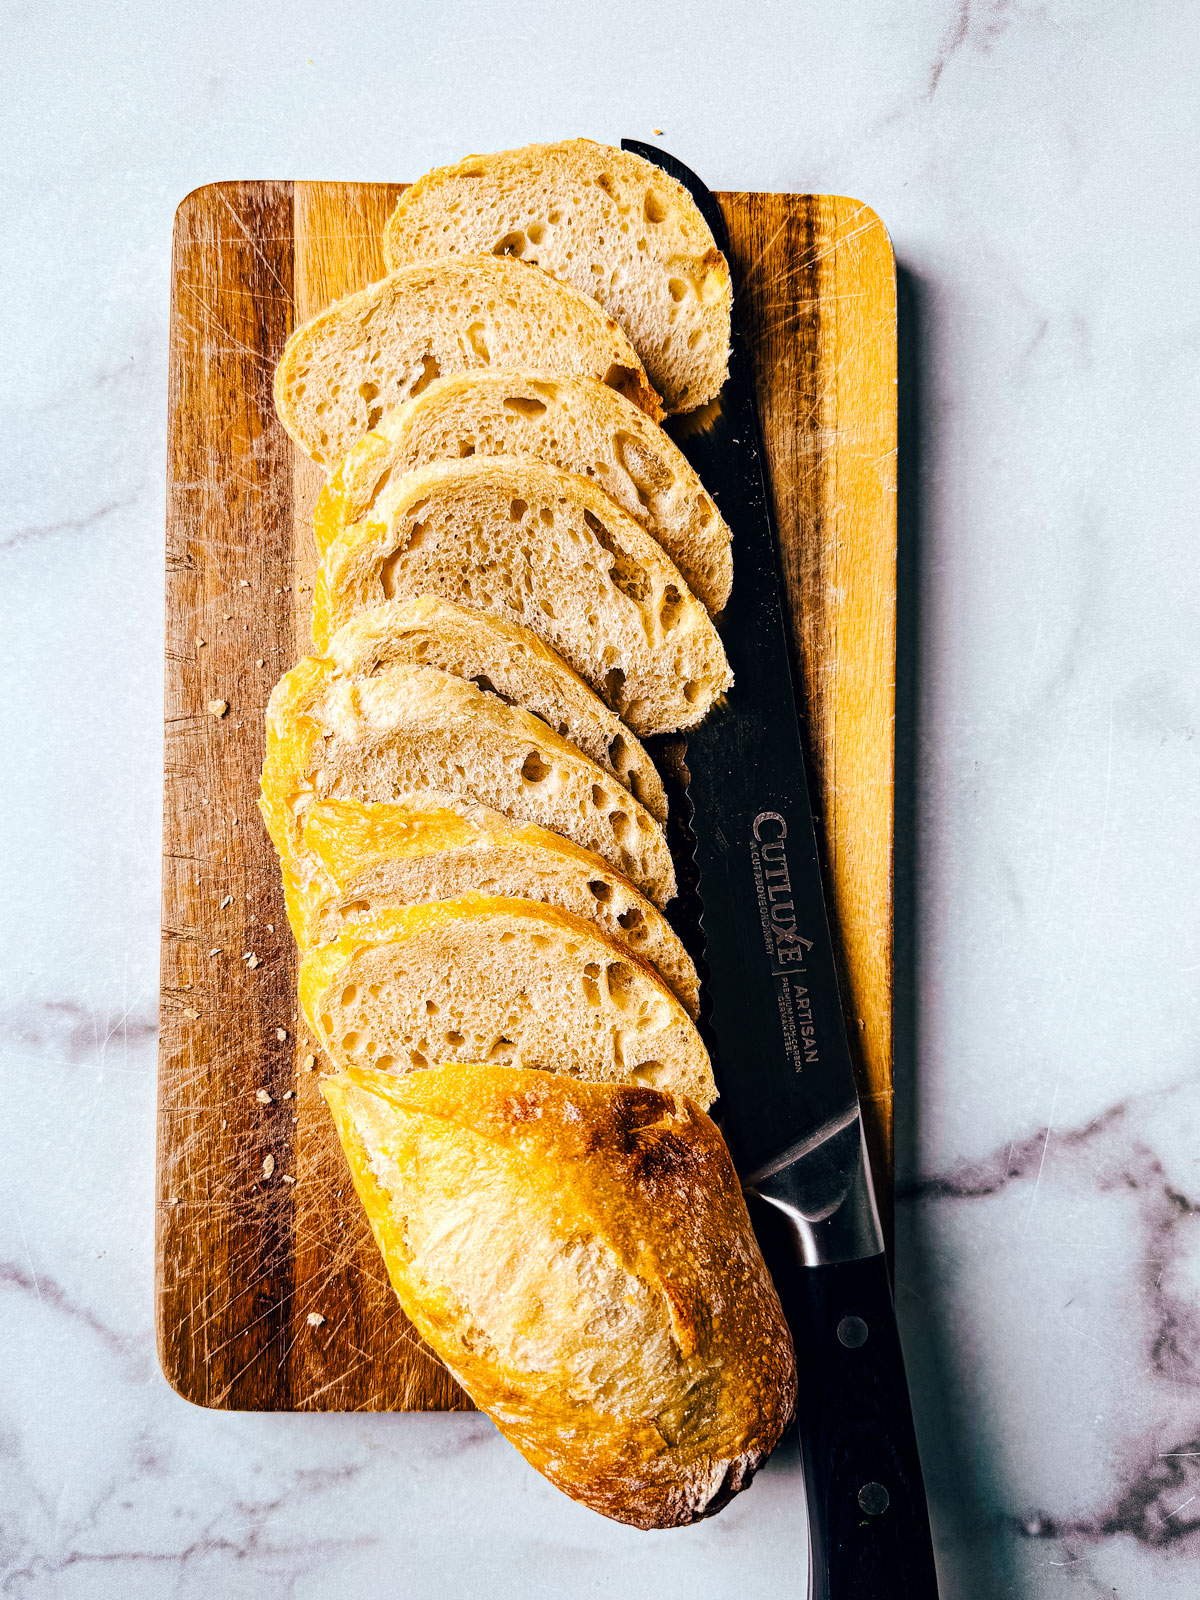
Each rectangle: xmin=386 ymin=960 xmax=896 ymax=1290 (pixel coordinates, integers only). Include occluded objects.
xmin=300 ymin=897 xmax=715 ymax=1106
xmin=383 ymin=141 xmax=732 ymax=414
xmin=260 ymin=658 xmax=676 ymax=907
xmin=314 ymin=456 xmax=732 ymax=736
xmin=325 ymin=598 xmax=667 ymax=823
xmin=273 ymin=253 xmax=661 ymax=466
xmin=314 ymin=370 xmax=733 ymax=613
xmin=283 ymin=797 xmax=700 ymax=1018
xmin=322 ymin=1062 xmax=796 ymax=1528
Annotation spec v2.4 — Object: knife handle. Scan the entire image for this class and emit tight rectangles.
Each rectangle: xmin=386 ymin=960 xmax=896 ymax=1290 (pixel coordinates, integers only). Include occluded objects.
xmin=750 ymin=1204 xmax=939 ymax=1599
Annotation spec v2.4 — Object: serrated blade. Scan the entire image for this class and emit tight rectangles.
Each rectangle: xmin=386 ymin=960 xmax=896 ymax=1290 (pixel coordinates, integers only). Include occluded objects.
xmin=623 ymin=140 xmax=883 ymax=1259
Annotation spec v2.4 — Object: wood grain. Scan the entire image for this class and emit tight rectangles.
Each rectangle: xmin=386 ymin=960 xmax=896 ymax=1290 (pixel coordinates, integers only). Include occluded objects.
xmin=157 ymin=183 xmax=896 ymax=1412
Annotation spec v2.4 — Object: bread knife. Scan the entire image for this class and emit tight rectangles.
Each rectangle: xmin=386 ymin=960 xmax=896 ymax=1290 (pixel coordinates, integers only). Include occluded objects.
xmin=622 ymin=141 xmax=939 ymax=1597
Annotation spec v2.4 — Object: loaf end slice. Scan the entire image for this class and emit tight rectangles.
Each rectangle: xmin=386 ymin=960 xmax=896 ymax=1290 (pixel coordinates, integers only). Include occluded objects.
xmin=322 ymin=1062 xmax=796 ymax=1527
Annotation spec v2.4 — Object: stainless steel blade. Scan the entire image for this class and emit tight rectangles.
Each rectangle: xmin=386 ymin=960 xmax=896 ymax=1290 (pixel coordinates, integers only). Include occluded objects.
xmin=622 ymin=140 xmax=884 ymax=1266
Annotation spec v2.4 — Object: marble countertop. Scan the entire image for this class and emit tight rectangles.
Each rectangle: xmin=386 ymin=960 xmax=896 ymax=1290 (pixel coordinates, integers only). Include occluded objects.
xmin=4 ymin=2 xmax=1199 ymax=1594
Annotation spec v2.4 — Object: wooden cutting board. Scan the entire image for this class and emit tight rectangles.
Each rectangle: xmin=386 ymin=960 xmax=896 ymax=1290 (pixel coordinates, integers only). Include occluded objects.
xmin=157 ymin=181 xmax=897 ymax=1412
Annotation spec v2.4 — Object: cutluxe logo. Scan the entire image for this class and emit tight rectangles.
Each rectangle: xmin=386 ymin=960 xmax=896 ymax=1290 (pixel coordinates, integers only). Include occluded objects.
xmin=750 ymin=812 xmax=815 ymax=972
xmin=750 ymin=811 xmax=819 ymax=1071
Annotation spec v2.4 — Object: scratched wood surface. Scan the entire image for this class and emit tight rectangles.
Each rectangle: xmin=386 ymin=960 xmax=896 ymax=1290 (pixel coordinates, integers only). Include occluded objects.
xmin=157 ymin=181 xmax=897 ymax=1411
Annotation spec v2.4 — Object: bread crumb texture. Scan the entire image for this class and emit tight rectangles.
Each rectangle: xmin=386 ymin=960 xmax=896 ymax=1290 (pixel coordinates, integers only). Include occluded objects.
xmin=383 ymin=141 xmax=731 ymax=413
xmin=322 ymin=1062 xmax=796 ymax=1528
xmin=273 ymin=252 xmax=661 ymax=466
xmin=314 ymin=455 xmax=731 ymax=736
xmin=298 ymin=895 xmax=715 ymax=1108
xmin=314 ymin=370 xmax=732 ymax=613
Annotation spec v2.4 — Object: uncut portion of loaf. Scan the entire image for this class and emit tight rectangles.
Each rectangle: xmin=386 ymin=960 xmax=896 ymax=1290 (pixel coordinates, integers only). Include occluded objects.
xmin=260 ymin=658 xmax=676 ymax=907
xmin=314 ymin=370 xmax=733 ymax=612
xmin=326 ymin=599 xmax=667 ymax=823
xmin=301 ymin=898 xmax=715 ymax=1105
xmin=283 ymin=797 xmax=700 ymax=1018
xmin=314 ymin=456 xmax=732 ymax=736
xmin=383 ymin=141 xmax=732 ymax=414
xmin=322 ymin=1062 xmax=796 ymax=1528
xmin=273 ymin=253 xmax=661 ymax=466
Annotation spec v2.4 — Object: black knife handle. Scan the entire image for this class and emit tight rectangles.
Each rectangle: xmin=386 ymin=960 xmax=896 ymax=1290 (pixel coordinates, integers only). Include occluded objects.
xmin=750 ymin=1204 xmax=939 ymax=1598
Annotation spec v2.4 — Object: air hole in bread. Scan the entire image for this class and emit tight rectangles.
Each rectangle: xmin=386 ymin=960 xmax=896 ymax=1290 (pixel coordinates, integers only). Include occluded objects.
xmin=458 ymin=440 xmax=476 ymax=457
xmin=493 ymin=231 xmax=526 ymax=257
xmin=320 ymin=1012 xmax=333 ymax=1035
xmin=509 ymin=498 xmax=528 ymax=521
xmin=522 ymin=750 xmax=551 ymax=783
xmin=696 ymin=494 xmax=715 ymax=527
xmin=503 ymin=394 xmax=548 ymax=419
xmin=366 ymin=981 xmax=381 ymax=996
xmin=591 ymin=783 xmax=606 ymax=808
xmin=409 ymin=1048 xmax=428 ymax=1070
xmin=472 ymin=672 xmax=498 ymax=697
xmin=583 ymin=510 xmax=651 ymax=602
xmin=581 ymin=961 xmax=602 ymax=1008
xmin=358 ymin=380 xmax=379 ymax=402
xmin=539 ymin=598 xmax=557 ymax=619
xmin=588 ymin=879 xmax=613 ymax=904
xmin=425 ymin=1000 xmax=439 ymax=1015
xmin=539 ymin=506 xmax=554 ymax=526
xmin=340 ymin=984 xmax=358 ymax=1007
xmin=606 ymin=962 xmax=637 ymax=1008
xmin=618 ymin=906 xmax=645 ymax=934
xmin=683 ymin=679 xmax=702 ymax=705
xmin=527 ymin=222 xmax=545 ymax=245
xmin=375 ymin=1054 xmax=395 ymax=1072
xmin=367 ymin=406 xmax=383 ymax=429
xmin=466 ymin=322 xmax=490 ymax=362
xmin=342 ymin=1031 xmax=361 ymax=1053
xmin=411 ymin=352 xmax=441 ymax=396
xmin=595 ymin=172 xmax=617 ymax=200
xmin=499 ymin=931 xmax=516 ymax=943
xmin=660 ymin=585 xmax=685 ymax=633
xmin=370 ymin=468 xmax=392 ymax=500
xmin=668 ymin=277 xmax=688 ymax=303
xmin=530 ymin=934 xmax=551 ymax=950
xmin=609 ymin=810 xmax=630 ymax=844
xmin=445 ymin=1030 xmax=465 ymax=1047
xmin=603 ymin=666 xmax=627 ymax=709
xmin=644 ymin=191 xmax=667 ymax=224
xmin=687 ymin=329 xmax=702 ymax=349
xmin=631 ymin=1060 xmax=670 ymax=1087
xmin=615 ymin=431 xmax=675 ymax=504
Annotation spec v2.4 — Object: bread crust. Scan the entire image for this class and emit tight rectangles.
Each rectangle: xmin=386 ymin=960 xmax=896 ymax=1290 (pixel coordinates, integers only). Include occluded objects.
xmin=382 ymin=140 xmax=732 ymax=414
xmin=313 ymin=369 xmax=733 ymax=613
xmin=273 ymin=253 xmax=661 ymax=466
xmin=314 ymin=455 xmax=733 ymax=736
xmin=322 ymin=1062 xmax=796 ymax=1528
xmin=285 ymin=796 xmax=701 ymax=1018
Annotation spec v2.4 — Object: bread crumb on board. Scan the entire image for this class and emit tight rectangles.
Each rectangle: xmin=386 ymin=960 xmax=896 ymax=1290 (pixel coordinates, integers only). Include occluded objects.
xmin=261 ymin=1154 xmax=275 ymax=1178
xmin=307 ymin=1311 xmax=325 ymax=1328
xmin=256 ymin=1088 xmax=272 ymax=1104
xmin=207 ymin=699 xmax=228 ymax=718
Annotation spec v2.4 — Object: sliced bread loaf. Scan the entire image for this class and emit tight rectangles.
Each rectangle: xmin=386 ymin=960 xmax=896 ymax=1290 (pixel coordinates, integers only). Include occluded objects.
xmin=322 ymin=1062 xmax=795 ymax=1528
xmin=314 ymin=456 xmax=732 ymax=736
xmin=300 ymin=896 xmax=715 ymax=1106
xmin=274 ymin=253 xmax=661 ymax=466
xmin=382 ymin=140 xmax=732 ymax=413
xmin=314 ymin=370 xmax=733 ymax=612
xmin=283 ymin=797 xmax=700 ymax=1018
xmin=326 ymin=598 xmax=667 ymax=822
xmin=259 ymin=658 xmax=676 ymax=907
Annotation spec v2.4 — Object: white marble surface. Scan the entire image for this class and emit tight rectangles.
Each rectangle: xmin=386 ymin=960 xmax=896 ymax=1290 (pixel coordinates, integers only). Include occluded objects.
xmin=3 ymin=1 xmax=1199 ymax=1594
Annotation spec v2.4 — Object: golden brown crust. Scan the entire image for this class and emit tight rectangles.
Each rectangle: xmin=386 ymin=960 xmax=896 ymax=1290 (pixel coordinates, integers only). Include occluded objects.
xmin=322 ymin=1062 xmax=796 ymax=1527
